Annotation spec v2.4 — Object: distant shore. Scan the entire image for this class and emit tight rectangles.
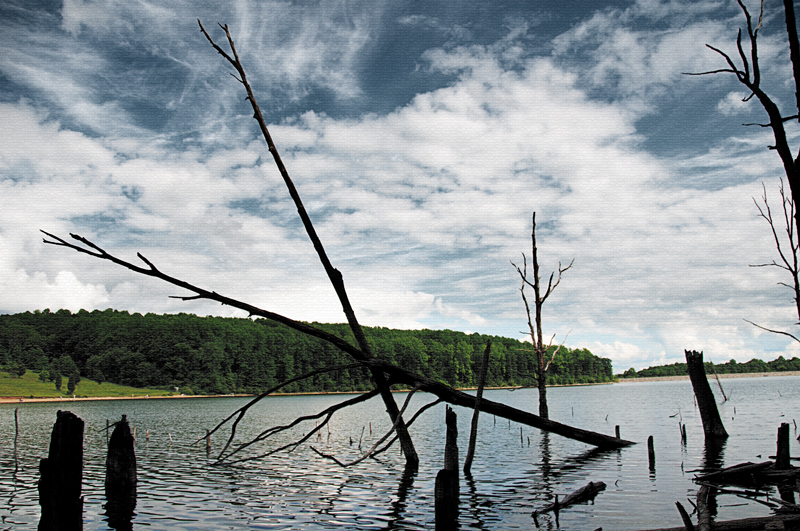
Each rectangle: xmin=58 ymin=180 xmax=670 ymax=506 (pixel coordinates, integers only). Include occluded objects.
xmin=617 ymin=371 xmax=800 ymax=383
xmin=2 ymin=371 xmax=798 ymax=404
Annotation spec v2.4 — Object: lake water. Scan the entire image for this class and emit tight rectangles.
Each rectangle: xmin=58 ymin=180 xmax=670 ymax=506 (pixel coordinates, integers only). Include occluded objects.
xmin=0 ymin=376 xmax=798 ymax=530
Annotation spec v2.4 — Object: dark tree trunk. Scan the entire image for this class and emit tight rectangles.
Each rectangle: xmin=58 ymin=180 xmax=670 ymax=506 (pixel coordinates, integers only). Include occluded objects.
xmin=776 ymin=422 xmax=791 ymax=470
xmin=435 ymin=406 xmax=459 ymax=530
xmin=463 ymin=340 xmax=491 ymax=475
xmin=685 ymin=350 xmax=728 ymax=439
xmin=38 ymin=410 xmax=84 ymax=531
xmin=105 ymin=415 xmax=137 ymax=530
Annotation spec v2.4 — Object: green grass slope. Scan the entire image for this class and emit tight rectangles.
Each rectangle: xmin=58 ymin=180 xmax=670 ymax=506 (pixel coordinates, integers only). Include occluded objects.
xmin=0 ymin=370 xmax=172 ymax=399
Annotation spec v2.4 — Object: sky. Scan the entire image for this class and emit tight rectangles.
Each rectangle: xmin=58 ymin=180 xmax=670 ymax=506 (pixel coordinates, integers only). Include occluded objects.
xmin=2 ymin=0 xmax=800 ymax=372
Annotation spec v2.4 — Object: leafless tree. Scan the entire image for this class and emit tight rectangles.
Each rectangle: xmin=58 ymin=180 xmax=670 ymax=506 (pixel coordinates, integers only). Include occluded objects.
xmin=747 ymin=179 xmax=800 ymax=342
xmin=42 ymin=24 xmax=633 ymax=465
xmin=511 ymin=212 xmax=573 ymax=419
xmin=686 ymin=0 xmax=800 ymax=339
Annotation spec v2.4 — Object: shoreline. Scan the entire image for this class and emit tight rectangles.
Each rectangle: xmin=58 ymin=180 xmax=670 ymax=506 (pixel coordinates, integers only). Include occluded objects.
xmin=616 ymin=370 xmax=800 ymax=383
xmin=2 ymin=371 xmax=797 ymax=404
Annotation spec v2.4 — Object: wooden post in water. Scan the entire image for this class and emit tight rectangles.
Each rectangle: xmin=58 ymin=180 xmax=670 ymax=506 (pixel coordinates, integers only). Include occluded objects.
xmin=615 ymin=425 xmax=620 ymax=439
xmin=647 ymin=435 xmax=656 ymax=471
xmin=105 ymin=414 xmax=137 ymax=530
xmin=463 ymin=340 xmax=491 ymax=475
xmin=38 ymin=410 xmax=84 ymax=531
xmin=776 ymin=422 xmax=791 ymax=470
xmin=435 ymin=406 xmax=459 ymax=530
xmin=14 ymin=408 xmax=19 ymax=473
xmin=685 ymin=350 xmax=728 ymax=439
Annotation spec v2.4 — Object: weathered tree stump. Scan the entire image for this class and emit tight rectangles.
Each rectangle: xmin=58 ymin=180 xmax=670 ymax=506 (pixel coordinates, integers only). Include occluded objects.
xmin=435 ymin=406 xmax=459 ymax=530
xmin=685 ymin=350 xmax=728 ymax=439
xmin=38 ymin=410 xmax=84 ymax=531
xmin=775 ymin=422 xmax=791 ymax=470
xmin=105 ymin=415 xmax=137 ymax=530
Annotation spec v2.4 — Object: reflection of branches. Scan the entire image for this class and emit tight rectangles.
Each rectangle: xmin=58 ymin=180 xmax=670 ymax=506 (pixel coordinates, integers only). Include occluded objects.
xmin=220 ymin=390 xmax=381 ymax=465
xmin=310 ymin=386 xmax=421 ymax=467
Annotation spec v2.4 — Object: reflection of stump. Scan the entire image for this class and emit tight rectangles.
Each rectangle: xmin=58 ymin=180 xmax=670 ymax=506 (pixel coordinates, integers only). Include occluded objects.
xmin=105 ymin=415 xmax=137 ymax=530
xmin=38 ymin=410 xmax=84 ymax=531
xmin=435 ymin=406 xmax=459 ymax=530
xmin=685 ymin=350 xmax=728 ymax=439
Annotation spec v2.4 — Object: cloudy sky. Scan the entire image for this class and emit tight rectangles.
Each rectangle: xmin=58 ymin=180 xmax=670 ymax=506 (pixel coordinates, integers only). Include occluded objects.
xmin=2 ymin=0 xmax=799 ymax=371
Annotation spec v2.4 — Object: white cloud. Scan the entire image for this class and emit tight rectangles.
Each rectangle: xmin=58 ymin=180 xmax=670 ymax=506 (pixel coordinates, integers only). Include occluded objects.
xmin=2 ymin=0 xmax=799 ymax=374
xmin=717 ymin=91 xmax=751 ymax=115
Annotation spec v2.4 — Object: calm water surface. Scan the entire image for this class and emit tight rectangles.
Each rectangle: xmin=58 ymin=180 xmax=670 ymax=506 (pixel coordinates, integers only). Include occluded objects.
xmin=0 ymin=376 xmax=798 ymax=530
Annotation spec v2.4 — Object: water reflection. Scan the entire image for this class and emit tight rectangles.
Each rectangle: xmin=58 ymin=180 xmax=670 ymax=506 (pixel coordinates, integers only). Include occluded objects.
xmin=3 ymin=378 xmax=799 ymax=530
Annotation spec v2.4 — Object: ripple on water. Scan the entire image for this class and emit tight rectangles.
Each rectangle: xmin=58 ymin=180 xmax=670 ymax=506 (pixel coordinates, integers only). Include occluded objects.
xmin=0 ymin=379 xmax=797 ymax=529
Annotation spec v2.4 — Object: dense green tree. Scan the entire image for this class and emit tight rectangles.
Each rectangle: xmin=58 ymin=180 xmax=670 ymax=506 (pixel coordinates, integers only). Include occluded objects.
xmin=0 ymin=309 xmax=618 ymax=393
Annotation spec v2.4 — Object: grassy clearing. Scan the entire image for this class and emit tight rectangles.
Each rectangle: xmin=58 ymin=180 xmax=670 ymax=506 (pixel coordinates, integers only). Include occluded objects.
xmin=0 ymin=370 xmax=172 ymax=399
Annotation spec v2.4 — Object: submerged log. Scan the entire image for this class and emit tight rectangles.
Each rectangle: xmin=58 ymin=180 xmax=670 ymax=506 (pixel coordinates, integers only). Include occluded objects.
xmin=629 ymin=512 xmax=800 ymax=531
xmin=695 ymin=461 xmax=773 ymax=485
xmin=532 ymin=480 xmax=606 ymax=516
xmin=685 ymin=350 xmax=728 ymax=439
xmin=38 ymin=410 xmax=84 ymax=531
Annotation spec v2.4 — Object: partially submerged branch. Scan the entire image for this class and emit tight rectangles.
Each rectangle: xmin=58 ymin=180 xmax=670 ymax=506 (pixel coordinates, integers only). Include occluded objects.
xmin=220 ymin=390 xmax=381 ymax=465
xmin=310 ymin=386 xmax=421 ymax=468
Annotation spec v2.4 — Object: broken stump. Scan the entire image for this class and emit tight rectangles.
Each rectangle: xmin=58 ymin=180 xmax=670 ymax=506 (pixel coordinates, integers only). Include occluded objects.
xmin=105 ymin=415 xmax=137 ymax=530
xmin=38 ymin=410 xmax=84 ymax=531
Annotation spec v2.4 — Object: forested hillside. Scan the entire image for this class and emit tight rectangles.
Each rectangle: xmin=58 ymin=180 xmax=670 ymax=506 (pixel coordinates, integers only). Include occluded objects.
xmin=619 ymin=356 xmax=800 ymax=378
xmin=0 ymin=309 xmax=613 ymax=394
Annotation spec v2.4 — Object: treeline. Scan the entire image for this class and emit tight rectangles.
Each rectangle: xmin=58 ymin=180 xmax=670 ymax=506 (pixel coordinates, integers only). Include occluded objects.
xmin=0 ymin=309 xmax=613 ymax=395
xmin=619 ymin=356 xmax=800 ymax=378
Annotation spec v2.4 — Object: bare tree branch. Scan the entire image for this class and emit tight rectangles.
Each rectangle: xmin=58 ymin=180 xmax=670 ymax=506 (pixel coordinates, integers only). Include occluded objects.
xmin=207 ymin=362 xmax=365 ymax=460
xmin=219 ymin=390 xmax=381 ymax=465
xmin=196 ymin=20 xmax=419 ymax=467
xmin=310 ymin=386 xmax=421 ymax=468
xmin=743 ymin=319 xmax=800 ymax=343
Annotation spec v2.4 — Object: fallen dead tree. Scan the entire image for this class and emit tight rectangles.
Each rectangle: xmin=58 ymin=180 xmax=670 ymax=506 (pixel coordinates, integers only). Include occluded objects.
xmin=629 ymin=513 xmax=800 ymax=531
xmin=41 ymin=21 xmax=634 ymax=473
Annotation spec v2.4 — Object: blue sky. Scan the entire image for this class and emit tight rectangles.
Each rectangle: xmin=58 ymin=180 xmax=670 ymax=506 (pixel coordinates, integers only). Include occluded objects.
xmin=2 ymin=0 xmax=800 ymax=371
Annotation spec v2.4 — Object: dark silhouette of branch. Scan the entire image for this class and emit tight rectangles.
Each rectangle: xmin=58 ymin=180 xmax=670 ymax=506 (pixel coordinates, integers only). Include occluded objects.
xmin=40 ymin=231 xmax=368 ymax=361
xmin=743 ymin=319 xmax=800 ymax=343
xmin=207 ymin=362 xmax=365 ymax=459
xmin=685 ymin=0 xmax=800 ymax=240
xmin=310 ymin=386 xmax=421 ymax=467
xmin=197 ymin=20 xmax=419 ymax=468
xmin=42 ymin=230 xmax=633 ymax=449
xmin=220 ymin=390 xmax=381 ymax=465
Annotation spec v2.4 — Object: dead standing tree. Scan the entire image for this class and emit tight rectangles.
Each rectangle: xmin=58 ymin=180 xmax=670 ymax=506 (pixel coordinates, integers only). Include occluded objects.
xmin=748 ymin=179 xmax=800 ymax=341
xmin=42 ymin=23 xmax=634 ymax=467
xmin=512 ymin=212 xmax=573 ymax=419
xmin=686 ymin=0 xmax=800 ymax=338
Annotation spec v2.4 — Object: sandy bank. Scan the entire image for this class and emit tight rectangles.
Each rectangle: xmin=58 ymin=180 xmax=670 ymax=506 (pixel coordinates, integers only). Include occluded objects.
xmin=617 ymin=371 xmax=800 ymax=383
xmin=0 ymin=393 xmax=252 ymax=405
